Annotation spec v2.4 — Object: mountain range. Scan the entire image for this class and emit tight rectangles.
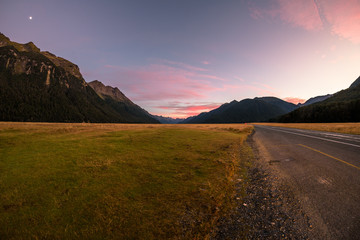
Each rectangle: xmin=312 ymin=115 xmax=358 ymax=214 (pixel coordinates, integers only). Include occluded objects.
xmin=0 ymin=33 xmax=359 ymax=124
xmin=0 ymin=33 xmax=158 ymax=123
xmin=300 ymin=94 xmax=332 ymax=107
xmin=183 ymin=78 xmax=359 ymax=124
xmin=153 ymin=115 xmax=185 ymax=124
xmin=182 ymin=97 xmax=298 ymax=123
xmin=278 ymin=77 xmax=360 ymax=122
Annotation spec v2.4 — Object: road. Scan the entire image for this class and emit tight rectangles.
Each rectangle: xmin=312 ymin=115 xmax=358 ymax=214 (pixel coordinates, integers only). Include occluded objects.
xmin=253 ymin=125 xmax=360 ymax=239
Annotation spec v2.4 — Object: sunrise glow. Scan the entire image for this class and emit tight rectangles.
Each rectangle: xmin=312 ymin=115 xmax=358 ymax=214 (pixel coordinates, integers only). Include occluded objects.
xmin=1 ymin=0 xmax=359 ymax=117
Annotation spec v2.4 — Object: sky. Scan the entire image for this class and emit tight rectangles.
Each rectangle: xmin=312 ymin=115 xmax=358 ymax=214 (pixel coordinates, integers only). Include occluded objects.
xmin=1 ymin=0 xmax=360 ymax=118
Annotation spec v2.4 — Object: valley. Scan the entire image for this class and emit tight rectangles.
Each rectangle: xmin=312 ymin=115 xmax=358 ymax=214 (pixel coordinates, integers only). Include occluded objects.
xmin=2 ymin=1 xmax=360 ymax=239
xmin=1 ymin=33 xmax=360 ymax=124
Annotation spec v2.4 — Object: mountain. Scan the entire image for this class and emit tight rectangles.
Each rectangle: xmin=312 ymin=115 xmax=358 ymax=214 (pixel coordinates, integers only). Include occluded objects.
xmin=301 ymin=94 xmax=332 ymax=107
xmin=183 ymin=97 xmax=298 ymax=123
xmin=0 ymin=33 xmax=159 ymax=123
xmin=349 ymin=76 xmax=360 ymax=89
xmin=153 ymin=115 xmax=185 ymax=124
xmin=88 ymin=80 xmax=133 ymax=104
xmin=88 ymin=80 xmax=158 ymax=123
xmin=278 ymin=76 xmax=360 ymax=123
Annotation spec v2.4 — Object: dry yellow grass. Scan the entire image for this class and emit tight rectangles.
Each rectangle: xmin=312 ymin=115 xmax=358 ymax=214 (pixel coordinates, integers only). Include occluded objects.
xmin=0 ymin=122 xmax=250 ymax=131
xmin=253 ymin=122 xmax=360 ymax=135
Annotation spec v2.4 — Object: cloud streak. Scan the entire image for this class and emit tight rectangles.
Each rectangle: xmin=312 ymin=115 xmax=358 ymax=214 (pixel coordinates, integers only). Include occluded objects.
xmin=92 ymin=62 xmax=297 ymax=117
xmin=156 ymin=102 xmax=221 ymax=118
xmin=283 ymin=97 xmax=306 ymax=104
xmin=103 ymin=61 xmax=223 ymax=102
xmin=320 ymin=0 xmax=360 ymax=44
xmin=251 ymin=0 xmax=360 ymax=44
xmin=251 ymin=0 xmax=323 ymax=31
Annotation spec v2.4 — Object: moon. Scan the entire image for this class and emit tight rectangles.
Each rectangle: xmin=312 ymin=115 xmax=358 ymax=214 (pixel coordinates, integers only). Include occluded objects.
xmin=29 ymin=16 xmax=32 ymax=20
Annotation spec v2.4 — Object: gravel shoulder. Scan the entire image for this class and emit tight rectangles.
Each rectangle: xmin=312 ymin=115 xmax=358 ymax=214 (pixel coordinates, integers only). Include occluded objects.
xmin=213 ymin=133 xmax=313 ymax=239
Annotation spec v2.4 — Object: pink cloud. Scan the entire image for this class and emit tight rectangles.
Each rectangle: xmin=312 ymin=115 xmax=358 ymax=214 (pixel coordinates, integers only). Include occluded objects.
xmin=283 ymin=97 xmax=306 ymax=104
xmin=251 ymin=0 xmax=323 ymax=31
xmin=251 ymin=0 xmax=360 ymax=44
xmin=197 ymin=74 xmax=226 ymax=81
xmin=156 ymin=102 xmax=221 ymax=118
xmin=98 ymin=63 xmax=292 ymax=117
xmin=278 ymin=0 xmax=323 ymax=31
xmin=234 ymin=76 xmax=245 ymax=82
xmin=320 ymin=0 xmax=360 ymax=44
xmin=103 ymin=62 xmax=223 ymax=102
xmin=158 ymin=59 xmax=209 ymax=72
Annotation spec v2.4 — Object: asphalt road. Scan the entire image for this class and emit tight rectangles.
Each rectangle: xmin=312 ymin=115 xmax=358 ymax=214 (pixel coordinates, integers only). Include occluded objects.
xmin=253 ymin=125 xmax=360 ymax=239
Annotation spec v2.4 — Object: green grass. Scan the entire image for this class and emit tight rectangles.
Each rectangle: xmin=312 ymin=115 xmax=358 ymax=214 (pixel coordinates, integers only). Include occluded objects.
xmin=0 ymin=123 xmax=253 ymax=239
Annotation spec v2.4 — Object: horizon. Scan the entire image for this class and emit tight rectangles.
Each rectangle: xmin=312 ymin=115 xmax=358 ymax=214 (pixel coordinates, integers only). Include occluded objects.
xmin=1 ymin=0 xmax=359 ymax=118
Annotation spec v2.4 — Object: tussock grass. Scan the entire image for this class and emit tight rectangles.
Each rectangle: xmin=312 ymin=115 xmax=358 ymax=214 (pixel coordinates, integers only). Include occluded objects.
xmin=253 ymin=122 xmax=360 ymax=135
xmin=0 ymin=122 xmax=253 ymax=239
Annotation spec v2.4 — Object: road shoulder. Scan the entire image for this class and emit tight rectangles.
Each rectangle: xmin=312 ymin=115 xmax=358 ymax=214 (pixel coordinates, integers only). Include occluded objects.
xmin=213 ymin=133 xmax=313 ymax=239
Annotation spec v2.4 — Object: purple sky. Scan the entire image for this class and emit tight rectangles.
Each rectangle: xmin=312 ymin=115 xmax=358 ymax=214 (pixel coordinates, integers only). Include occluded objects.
xmin=1 ymin=0 xmax=360 ymax=117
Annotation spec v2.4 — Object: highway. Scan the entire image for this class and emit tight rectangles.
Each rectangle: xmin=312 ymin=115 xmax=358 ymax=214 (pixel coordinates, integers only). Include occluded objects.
xmin=253 ymin=125 xmax=360 ymax=239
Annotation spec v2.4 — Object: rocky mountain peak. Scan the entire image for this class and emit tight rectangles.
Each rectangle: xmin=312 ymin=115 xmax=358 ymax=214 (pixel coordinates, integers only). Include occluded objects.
xmin=0 ymin=33 xmax=40 ymax=52
xmin=0 ymin=33 xmax=158 ymax=123
xmin=0 ymin=33 xmax=11 ymax=47
xmin=88 ymin=80 xmax=133 ymax=104
xmin=41 ymin=51 xmax=83 ymax=80
xmin=0 ymin=33 xmax=86 ymax=83
xmin=22 ymin=42 xmax=40 ymax=52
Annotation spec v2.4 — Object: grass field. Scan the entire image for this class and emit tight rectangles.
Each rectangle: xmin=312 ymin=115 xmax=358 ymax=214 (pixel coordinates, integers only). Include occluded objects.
xmin=253 ymin=122 xmax=360 ymax=135
xmin=0 ymin=122 xmax=253 ymax=239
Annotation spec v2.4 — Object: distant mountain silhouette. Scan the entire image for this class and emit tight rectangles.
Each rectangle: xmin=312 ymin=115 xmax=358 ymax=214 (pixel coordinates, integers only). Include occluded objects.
xmin=0 ymin=33 xmax=158 ymax=123
xmin=278 ymin=76 xmax=360 ymax=123
xmin=300 ymin=94 xmax=332 ymax=107
xmin=349 ymin=76 xmax=360 ymax=89
xmin=183 ymin=97 xmax=298 ymax=123
xmin=153 ymin=115 xmax=185 ymax=124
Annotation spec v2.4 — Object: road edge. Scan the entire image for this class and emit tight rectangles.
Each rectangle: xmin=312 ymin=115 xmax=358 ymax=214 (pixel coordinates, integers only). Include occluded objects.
xmin=213 ymin=131 xmax=314 ymax=239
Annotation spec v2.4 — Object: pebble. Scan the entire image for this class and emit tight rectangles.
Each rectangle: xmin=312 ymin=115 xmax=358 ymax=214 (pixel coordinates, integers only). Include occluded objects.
xmin=212 ymin=164 xmax=311 ymax=239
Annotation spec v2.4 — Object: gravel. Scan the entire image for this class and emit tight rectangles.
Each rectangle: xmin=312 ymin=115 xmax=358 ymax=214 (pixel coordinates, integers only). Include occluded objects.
xmin=212 ymin=138 xmax=312 ymax=239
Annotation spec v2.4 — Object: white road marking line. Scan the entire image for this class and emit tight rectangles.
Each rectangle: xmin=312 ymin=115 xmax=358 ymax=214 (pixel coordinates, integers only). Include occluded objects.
xmin=322 ymin=133 xmax=360 ymax=142
xmin=256 ymin=126 xmax=360 ymax=148
xmin=277 ymin=128 xmax=360 ymax=142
